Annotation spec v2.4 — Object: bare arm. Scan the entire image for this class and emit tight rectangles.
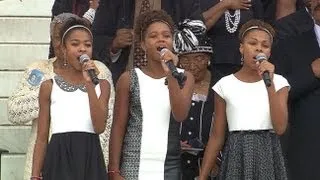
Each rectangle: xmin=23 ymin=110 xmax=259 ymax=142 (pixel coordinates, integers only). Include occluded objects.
xmin=167 ymin=72 xmax=194 ymax=122
xmin=202 ymin=0 xmax=251 ymax=30
xmin=31 ymin=80 xmax=52 ymax=177
xmin=108 ymin=72 xmax=130 ymax=176
xmin=199 ymin=93 xmax=227 ymax=179
xmin=86 ymin=79 xmax=110 ymax=134
xmin=276 ymin=0 xmax=297 ymax=19
xmin=202 ymin=1 xmax=229 ymax=30
xmin=276 ymin=0 xmax=297 ymax=20
xmin=267 ymin=85 xmax=289 ymax=135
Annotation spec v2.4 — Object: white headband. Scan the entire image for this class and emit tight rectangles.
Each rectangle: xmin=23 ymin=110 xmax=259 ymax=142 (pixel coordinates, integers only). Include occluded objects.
xmin=241 ymin=26 xmax=273 ymax=42
xmin=61 ymin=25 xmax=93 ymax=44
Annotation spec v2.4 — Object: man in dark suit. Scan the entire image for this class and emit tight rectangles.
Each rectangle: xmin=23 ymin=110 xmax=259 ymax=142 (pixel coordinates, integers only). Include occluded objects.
xmin=92 ymin=0 xmax=202 ymax=84
xmin=272 ymin=1 xmax=320 ymax=179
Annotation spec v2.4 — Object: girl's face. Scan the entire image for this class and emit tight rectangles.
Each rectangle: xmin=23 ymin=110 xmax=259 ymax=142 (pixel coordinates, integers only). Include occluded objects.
xmin=62 ymin=28 xmax=93 ymax=71
xmin=141 ymin=22 xmax=173 ymax=62
xmin=179 ymin=53 xmax=210 ymax=81
xmin=239 ymin=29 xmax=272 ymax=70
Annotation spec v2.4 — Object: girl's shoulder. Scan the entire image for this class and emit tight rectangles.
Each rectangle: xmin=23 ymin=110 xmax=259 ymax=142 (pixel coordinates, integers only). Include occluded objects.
xmin=273 ymin=74 xmax=290 ymax=91
xmin=216 ymin=74 xmax=236 ymax=85
xmin=39 ymin=79 xmax=53 ymax=97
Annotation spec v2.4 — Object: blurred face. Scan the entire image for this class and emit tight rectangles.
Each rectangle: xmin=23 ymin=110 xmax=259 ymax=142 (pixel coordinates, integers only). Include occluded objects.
xmin=62 ymin=28 xmax=93 ymax=71
xmin=52 ymin=23 xmax=63 ymax=59
xmin=179 ymin=53 xmax=210 ymax=81
xmin=141 ymin=22 xmax=173 ymax=62
xmin=239 ymin=29 xmax=272 ymax=70
xmin=309 ymin=0 xmax=320 ymax=24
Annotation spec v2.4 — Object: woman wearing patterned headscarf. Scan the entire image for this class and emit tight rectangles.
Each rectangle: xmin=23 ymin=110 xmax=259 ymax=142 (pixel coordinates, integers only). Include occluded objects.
xmin=173 ymin=19 xmax=220 ymax=180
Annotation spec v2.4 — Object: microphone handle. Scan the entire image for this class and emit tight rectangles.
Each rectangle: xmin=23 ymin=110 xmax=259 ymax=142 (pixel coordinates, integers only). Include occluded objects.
xmin=165 ymin=60 xmax=187 ymax=89
xmin=262 ymin=71 xmax=271 ymax=87
xmin=87 ymin=69 xmax=99 ymax=85
xmin=165 ymin=60 xmax=179 ymax=77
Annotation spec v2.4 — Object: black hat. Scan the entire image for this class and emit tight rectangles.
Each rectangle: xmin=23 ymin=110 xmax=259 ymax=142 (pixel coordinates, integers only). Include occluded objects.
xmin=173 ymin=19 xmax=213 ymax=55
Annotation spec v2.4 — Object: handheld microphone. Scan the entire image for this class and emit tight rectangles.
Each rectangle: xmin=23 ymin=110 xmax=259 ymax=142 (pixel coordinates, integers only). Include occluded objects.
xmin=255 ymin=53 xmax=271 ymax=87
xmin=158 ymin=47 xmax=187 ymax=89
xmin=79 ymin=54 xmax=99 ymax=85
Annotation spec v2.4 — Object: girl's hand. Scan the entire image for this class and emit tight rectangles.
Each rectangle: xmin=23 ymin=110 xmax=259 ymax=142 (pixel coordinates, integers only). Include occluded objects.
xmin=256 ymin=60 xmax=274 ymax=80
xmin=159 ymin=48 xmax=179 ymax=76
xmin=82 ymin=60 xmax=100 ymax=83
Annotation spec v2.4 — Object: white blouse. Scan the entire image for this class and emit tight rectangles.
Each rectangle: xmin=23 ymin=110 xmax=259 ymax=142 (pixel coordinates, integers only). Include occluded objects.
xmin=213 ymin=74 xmax=290 ymax=131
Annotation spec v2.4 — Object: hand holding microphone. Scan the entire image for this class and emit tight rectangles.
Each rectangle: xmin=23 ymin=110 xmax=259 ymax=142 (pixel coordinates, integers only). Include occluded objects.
xmin=255 ymin=53 xmax=274 ymax=87
xmin=158 ymin=47 xmax=187 ymax=89
xmin=79 ymin=54 xmax=100 ymax=85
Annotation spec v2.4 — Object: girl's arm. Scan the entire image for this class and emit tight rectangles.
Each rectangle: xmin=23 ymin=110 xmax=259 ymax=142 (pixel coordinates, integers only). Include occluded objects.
xmin=31 ymin=80 xmax=52 ymax=177
xmin=199 ymin=93 xmax=227 ymax=179
xmin=108 ymin=72 xmax=130 ymax=178
xmin=167 ymin=71 xmax=195 ymax=122
xmin=267 ymin=84 xmax=289 ymax=135
xmin=86 ymin=79 xmax=110 ymax=134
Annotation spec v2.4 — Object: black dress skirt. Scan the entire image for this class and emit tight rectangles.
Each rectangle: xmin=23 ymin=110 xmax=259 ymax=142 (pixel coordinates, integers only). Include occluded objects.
xmin=219 ymin=130 xmax=288 ymax=180
xmin=42 ymin=132 xmax=107 ymax=180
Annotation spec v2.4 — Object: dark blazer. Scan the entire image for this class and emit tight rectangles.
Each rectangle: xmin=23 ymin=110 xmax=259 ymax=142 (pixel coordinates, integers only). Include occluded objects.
xmin=274 ymin=8 xmax=314 ymax=41
xmin=92 ymin=0 xmax=202 ymax=84
xmin=272 ymin=10 xmax=320 ymax=180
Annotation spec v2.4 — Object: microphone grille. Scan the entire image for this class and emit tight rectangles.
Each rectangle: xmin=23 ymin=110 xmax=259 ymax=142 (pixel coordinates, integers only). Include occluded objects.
xmin=79 ymin=54 xmax=90 ymax=64
xmin=159 ymin=48 xmax=168 ymax=57
xmin=256 ymin=53 xmax=267 ymax=62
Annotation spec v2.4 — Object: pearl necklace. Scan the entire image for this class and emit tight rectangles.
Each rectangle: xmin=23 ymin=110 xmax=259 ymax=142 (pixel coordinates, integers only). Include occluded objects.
xmin=221 ymin=0 xmax=241 ymax=33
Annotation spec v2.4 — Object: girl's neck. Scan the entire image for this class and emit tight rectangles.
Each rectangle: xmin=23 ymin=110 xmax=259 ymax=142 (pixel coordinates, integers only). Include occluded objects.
xmin=141 ymin=60 xmax=166 ymax=79
xmin=53 ymin=64 xmax=84 ymax=85
xmin=235 ymin=66 xmax=262 ymax=83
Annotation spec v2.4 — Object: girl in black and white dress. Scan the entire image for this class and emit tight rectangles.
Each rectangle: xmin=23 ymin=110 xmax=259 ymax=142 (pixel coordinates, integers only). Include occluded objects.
xmin=199 ymin=19 xmax=289 ymax=180
xmin=31 ymin=17 xmax=110 ymax=180
xmin=108 ymin=10 xmax=194 ymax=180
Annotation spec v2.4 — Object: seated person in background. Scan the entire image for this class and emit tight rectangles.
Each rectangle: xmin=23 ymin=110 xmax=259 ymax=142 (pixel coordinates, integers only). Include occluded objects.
xmin=172 ymin=19 xmax=220 ymax=180
xmin=7 ymin=13 xmax=114 ymax=180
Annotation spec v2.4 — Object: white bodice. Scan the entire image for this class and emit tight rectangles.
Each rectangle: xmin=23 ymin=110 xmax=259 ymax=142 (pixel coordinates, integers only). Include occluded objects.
xmin=50 ymin=76 xmax=101 ymax=134
xmin=213 ymin=74 xmax=289 ymax=131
